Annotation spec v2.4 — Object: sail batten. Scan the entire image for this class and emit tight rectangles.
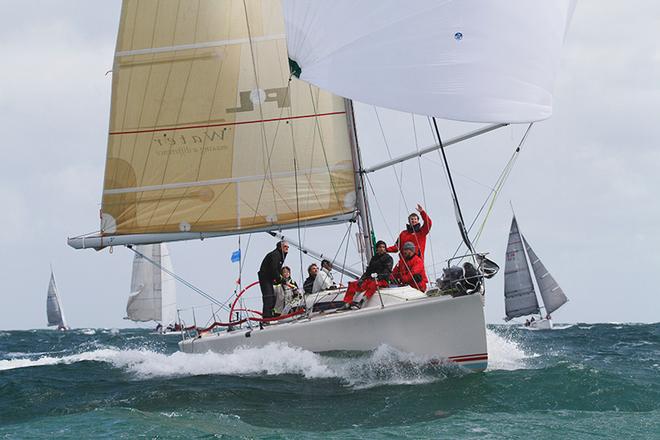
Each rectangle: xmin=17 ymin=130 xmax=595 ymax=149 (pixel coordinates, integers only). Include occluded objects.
xmin=523 ymin=236 xmax=568 ymax=315
xmin=104 ymin=163 xmax=352 ymax=195
xmin=97 ymin=0 xmax=357 ymax=244
xmin=503 ymin=217 xmax=539 ymax=319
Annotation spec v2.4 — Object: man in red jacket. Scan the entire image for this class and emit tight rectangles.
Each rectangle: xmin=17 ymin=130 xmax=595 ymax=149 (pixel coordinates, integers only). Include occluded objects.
xmin=391 ymin=241 xmax=428 ymax=292
xmin=387 ymin=204 xmax=432 ymax=262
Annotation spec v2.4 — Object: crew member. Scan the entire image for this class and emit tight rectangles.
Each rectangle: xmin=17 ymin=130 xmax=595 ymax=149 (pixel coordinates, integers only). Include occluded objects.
xmin=341 ymin=240 xmax=393 ymax=309
xmin=388 ymin=203 xmax=432 ymax=261
xmin=258 ymin=241 xmax=288 ymax=318
xmin=391 ymin=241 xmax=428 ymax=292
xmin=303 ymin=263 xmax=318 ymax=294
xmin=312 ymin=259 xmax=336 ymax=293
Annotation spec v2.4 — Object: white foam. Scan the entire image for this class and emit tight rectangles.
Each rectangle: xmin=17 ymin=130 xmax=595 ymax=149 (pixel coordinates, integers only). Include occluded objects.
xmin=0 ymin=349 xmax=119 ymax=371
xmin=485 ymin=329 xmax=531 ymax=371
xmin=0 ymin=332 xmax=535 ymax=381
xmin=324 ymin=345 xmax=444 ymax=389
xmin=0 ymin=343 xmax=448 ymax=389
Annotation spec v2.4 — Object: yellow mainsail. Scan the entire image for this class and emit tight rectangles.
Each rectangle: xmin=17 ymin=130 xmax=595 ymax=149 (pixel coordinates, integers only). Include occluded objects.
xmin=101 ymin=0 xmax=356 ymax=238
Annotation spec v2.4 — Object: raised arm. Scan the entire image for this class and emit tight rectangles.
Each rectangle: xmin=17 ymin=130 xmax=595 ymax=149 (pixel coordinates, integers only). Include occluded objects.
xmin=418 ymin=204 xmax=432 ymax=235
xmin=386 ymin=236 xmax=400 ymax=253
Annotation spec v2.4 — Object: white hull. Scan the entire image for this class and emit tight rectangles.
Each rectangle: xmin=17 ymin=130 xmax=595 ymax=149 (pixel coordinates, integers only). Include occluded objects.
xmin=179 ymin=287 xmax=488 ymax=371
xmin=527 ymin=318 xmax=553 ymax=330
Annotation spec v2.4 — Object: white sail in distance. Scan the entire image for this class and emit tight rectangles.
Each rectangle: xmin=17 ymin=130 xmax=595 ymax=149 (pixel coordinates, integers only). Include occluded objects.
xmin=283 ymin=0 xmax=576 ymax=123
xmin=47 ymin=271 xmax=68 ymax=329
xmin=91 ymin=0 xmax=356 ymax=246
xmin=504 ymin=217 xmax=539 ymax=320
xmin=126 ymin=244 xmax=177 ymax=325
xmin=523 ymin=236 xmax=568 ymax=315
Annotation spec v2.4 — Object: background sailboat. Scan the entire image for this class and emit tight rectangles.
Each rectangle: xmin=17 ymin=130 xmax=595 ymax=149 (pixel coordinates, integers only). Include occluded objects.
xmin=126 ymin=244 xmax=177 ymax=332
xmin=46 ymin=269 xmax=69 ymax=331
xmin=504 ymin=215 xmax=568 ymax=329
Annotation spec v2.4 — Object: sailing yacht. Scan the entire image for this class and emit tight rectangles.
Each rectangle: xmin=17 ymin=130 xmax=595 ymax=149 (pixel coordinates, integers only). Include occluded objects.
xmin=126 ymin=243 xmax=177 ymax=333
xmin=67 ymin=0 xmax=576 ymax=371
xmin=47 ymin=270 xmax=69 ymax=331
xmin=504 ymin=216 xmax=569 ymax=330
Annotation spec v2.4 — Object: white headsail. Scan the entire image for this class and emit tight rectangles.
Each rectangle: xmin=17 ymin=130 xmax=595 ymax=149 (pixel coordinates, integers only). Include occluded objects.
xmin=283 ymin=0 xmax=576 ymax=123
xmin=523 ymin=236 xmax=568 ymax=315
xmin=126 ymin=243 xmax=177 ymax=325
xmin=47 ymin=270 xmax=68 ymax=329
xmin=504 ymin=217 xmax=539 ymax=320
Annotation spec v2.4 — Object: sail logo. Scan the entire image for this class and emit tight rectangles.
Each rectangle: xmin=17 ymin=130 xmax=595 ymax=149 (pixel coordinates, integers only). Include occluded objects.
xmin=153 ymin=130 xmax=227 ymax=147
xmin=226 ymin=87 xmax=290 ymax=113
xmin=153 ymin=130 xmax=229 ymax=157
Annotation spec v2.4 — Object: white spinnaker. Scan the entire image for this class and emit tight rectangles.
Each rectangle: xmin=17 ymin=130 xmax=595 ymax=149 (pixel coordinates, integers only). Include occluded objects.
xmin=126 ymin=244 xmax=177 ymax=325
xmin=47 ymin=271 xmax=67 ymax=328
xmin=283 ymin=0 xmax=576 ymax=123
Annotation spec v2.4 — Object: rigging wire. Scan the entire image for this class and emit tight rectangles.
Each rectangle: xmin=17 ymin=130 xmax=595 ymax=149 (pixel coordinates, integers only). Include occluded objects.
xmin=431 ymin=117 xmax=475 ymax=255
xmin=445 ymin=123 xmax=534 ymax=259
xmin=472 ymin=123 xmax=534 ymax=246
xmin=127 ymin=245 xmax=228 ymax=311
xmin=412 ymin=114 xmax=438 ymax=280
xmin=373 ymin=107 xmax=411 ymax=214
xmin=363 ymin=174 xmax=396 ymax=242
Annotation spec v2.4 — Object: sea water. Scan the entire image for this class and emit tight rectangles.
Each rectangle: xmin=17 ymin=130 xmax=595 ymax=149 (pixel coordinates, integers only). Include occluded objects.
xmin=0 ymin=324 xmax=658 ymax=439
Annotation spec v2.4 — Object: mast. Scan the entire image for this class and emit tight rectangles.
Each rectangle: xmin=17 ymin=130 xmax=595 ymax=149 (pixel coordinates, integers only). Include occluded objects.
xmin=345 ymin=99 xmax=374 ymax=265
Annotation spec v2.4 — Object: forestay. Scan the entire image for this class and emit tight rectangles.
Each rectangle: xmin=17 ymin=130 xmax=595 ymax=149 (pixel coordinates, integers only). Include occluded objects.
xmin=126 ymin=243 xmax=177 ymax=325
xmin=523 ymin=236 xmax=568 ymax=315
xmin=504 ymin=217 xmax=539 ymax=319
xmin=100 ymin=0 xmax=356 ymax=241
xmin=47 ymin=271 xmax=67 ymax=328
xmin=283 ymin=0 xmax=576 ymax=123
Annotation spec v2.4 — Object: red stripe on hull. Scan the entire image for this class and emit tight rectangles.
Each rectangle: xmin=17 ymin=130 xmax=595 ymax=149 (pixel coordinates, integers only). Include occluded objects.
xmin=448 ymin=353 xmax=489 ymax=363
xmin=452 ymin=355 xmax=488 ymax=363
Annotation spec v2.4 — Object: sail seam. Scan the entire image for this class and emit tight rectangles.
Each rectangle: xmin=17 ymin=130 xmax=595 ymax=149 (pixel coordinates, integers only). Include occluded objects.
xmin=115 ymin=34 xmax=286 ymax=57
xmin=103 ymin=164 xmax=354 ymax=195
xmin=108 ymin=111 xmax=346 ymax=136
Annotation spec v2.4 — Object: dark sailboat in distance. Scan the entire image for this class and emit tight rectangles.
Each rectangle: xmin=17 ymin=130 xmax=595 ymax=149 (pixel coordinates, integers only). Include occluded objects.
xmin=504 ymin=216 xmax=568 ymax=329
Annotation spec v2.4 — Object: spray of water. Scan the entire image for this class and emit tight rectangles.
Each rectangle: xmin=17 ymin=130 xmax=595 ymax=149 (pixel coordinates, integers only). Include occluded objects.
xmin=1 ymin=329 xmax=535 ymax=386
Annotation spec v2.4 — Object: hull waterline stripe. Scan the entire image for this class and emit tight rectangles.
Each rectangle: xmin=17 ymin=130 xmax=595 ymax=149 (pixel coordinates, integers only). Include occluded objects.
xmin=452 ymin=355 xmax=488 ymax=362
xmin=109 ymin=111 xmax=347 ymax=136
xmin=449 ymin=353 xmax=488 ymax=362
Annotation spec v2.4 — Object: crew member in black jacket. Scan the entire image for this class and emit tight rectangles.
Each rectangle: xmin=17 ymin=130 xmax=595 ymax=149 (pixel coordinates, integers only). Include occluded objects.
xmin=341 ymin=240 xmax=393 ymax=308
xmin=258 ymin=241 xmax=288 ymax=318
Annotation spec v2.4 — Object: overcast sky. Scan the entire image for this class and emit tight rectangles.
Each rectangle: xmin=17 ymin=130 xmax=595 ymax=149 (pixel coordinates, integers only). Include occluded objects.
xmin=1 ymin=1 xmax=658 ymax=330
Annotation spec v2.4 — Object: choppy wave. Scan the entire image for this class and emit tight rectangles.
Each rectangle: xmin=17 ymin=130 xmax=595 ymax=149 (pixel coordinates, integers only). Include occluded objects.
xmin=0 ymin=343 xmax=452 ymax=389
xmin=485 ymin=329 xmax=531 ymax=371
xmin=0 ymin=327 xmax=535 ymax=391
xmin=1 ymin=324 xmax=658 ymax=438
